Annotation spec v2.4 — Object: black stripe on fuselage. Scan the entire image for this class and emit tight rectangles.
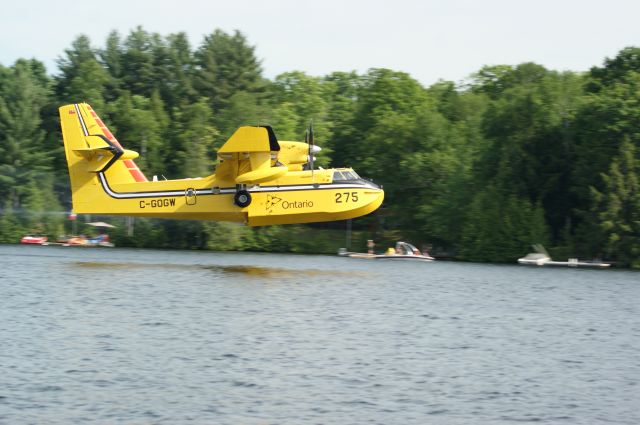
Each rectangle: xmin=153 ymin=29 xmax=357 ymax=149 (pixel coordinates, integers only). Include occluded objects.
xmin=97 ymin=172 xmax=379 ymax=200
xmin=78 ymin=103 xmax=380 ymax=200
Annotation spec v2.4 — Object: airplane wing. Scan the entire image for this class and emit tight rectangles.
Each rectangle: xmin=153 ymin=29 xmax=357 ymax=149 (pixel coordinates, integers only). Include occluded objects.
xmin=216 ymin=126 xmax=287 ymax=184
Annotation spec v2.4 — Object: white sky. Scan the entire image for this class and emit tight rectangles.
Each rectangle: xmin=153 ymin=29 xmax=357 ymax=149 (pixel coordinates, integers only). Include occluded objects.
xmin=1 ymin=0 xmax=639 ymax=86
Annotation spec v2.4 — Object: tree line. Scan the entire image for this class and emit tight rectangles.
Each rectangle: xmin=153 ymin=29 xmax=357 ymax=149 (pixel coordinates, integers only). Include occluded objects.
xmin=1 ymin=27 xmax=638 ymax=266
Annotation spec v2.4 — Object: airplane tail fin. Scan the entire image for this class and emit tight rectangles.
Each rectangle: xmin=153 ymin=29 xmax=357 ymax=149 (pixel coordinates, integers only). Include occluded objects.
xmin=59 ymin=103 xmax=148 ymax=211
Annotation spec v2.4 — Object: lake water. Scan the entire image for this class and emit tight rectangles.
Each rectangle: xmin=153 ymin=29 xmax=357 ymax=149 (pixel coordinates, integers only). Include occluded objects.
xmin=0 ymin=244 xmax=638 ymax=424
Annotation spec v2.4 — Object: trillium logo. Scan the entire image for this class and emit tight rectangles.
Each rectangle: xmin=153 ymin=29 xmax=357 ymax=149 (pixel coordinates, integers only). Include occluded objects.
xmin=266 ymin=194 xmax=282 ymax=213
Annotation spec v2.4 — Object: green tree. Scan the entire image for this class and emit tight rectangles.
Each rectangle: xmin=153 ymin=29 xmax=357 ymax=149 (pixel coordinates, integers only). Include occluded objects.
xmin=213 ymin=90 xmax=271 ymax=142
xmin=267 ymin=101 xmax=299 ymax=141
xmin=194 ymin=30 xmax=265 ymax=115
xmin=342 ymin=69 xmax=428 ymax=176
xmin=169 ymin=99 xmax=218 ymax=178
xmin=56 ymin=35 xmax=97 ymax=84
xmin=99 ymin=30 xmax=124 ymax=99
xmin=590 ymin=138 xmax=640 ymax=266
xmin=107 ymin=91 xmax=168 ymax=176
xmin=460 ymin=187 xmax=548 ymax=262
xmin=270 ymin=71 xmax=333 ymax=165
xmin=475 ymin=64 xmax=584 ymax=243
xmin=0 ymin=60 xmax=51 ymax=207
xmin=56 ymin=35 xmax=110 ymax=111
xmin=120 ymin=27 xmax=159 ymax=97
xmin=155 ymin=32 xmax=197 ymax=109
xmin=573 ymin=71 xmax=640 ymax=204
xmin=322 ymin=71 xmax=361 ymax=167
xmin=271 ymin=72 xmax=331 ymax=135
xmin=572 ymin=54 xmax=640 ymax=259
xmin=0 ymin=59 xmax=62 ymax=233
xmin=0 ymin=202 xmax=23 ymax=243
xmin=586 ymin=47 xmax=640 ymax=93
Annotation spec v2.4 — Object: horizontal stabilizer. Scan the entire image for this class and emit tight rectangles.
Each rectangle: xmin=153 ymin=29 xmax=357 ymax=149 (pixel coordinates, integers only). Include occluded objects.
xmin=72 ymin=135 xmax=140 ymax=172
xmin=120 ymin=149 xmax=140 ymax=160
xmin=73 ymin=146 xmax=113 ymax=156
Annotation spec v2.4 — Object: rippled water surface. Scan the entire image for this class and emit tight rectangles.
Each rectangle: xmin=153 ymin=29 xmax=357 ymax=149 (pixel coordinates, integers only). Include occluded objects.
xmin=1 ymin=244 xmax=638 ymax=424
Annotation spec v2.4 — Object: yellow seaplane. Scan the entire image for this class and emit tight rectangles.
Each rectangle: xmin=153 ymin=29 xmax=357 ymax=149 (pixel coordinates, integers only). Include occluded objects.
xmin=60 ymin=103 xmax=384 ymax=226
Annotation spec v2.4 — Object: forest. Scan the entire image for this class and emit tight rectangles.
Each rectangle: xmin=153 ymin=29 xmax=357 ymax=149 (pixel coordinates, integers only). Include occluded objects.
xmin=0 ymin=27 xmax=639 ymax=267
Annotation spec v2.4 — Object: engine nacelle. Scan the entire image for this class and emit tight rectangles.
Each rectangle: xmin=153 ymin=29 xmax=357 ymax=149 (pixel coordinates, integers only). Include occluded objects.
xmin=277 ymin=141 xmax=321 ymax=165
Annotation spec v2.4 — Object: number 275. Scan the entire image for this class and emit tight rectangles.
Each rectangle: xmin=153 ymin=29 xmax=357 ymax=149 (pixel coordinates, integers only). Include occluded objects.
xmin=335 ymin=192 xmax=358 ymax=203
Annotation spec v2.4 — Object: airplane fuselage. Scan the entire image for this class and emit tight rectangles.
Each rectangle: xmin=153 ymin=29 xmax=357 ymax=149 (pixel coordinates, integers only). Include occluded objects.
xmin=82 ymin=168 xmax=383 ymax=226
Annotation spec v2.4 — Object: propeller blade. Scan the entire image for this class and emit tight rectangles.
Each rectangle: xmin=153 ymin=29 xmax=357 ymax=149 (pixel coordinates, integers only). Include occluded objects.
xmin=308 ymin=121 xmax=314 ymax=172
xmin=305 ymin=129 xmax=311 ymax=171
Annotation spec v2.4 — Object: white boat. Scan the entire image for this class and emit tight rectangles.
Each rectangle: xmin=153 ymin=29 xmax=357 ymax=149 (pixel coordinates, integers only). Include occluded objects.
xmin=518 ymin=252 xmax=551 ymax=266
xmin=545 ymin=258 xmax=610 ymax=268
xmin=518 ymin=245 xmax=610 ymax=268
xmin=339 ymin=241 xmax=434 ymax=261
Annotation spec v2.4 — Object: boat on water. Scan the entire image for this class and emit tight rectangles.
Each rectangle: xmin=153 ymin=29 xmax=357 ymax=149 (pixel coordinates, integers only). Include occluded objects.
xmin=339 ymin=241 xmax=434 ymax=261
xmin=518 ymin=245 xmax=610 ymax=268
xmin=517 ymin=252 xmax=551 ymax=266
xmin=46 ymin=234 xmax=114 ymax=248
xmin=41 ymin=222 xmax=116 ymax=247
xmin=20 ymin=235 xmax=48 ymax=245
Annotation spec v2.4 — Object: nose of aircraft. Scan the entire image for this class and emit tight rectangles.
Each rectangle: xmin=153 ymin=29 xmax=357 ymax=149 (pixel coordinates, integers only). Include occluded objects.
xmin=352 ymin=184 xmax=384 ymax=219
xmin=370 ymin=186 xmax=385 ymax=211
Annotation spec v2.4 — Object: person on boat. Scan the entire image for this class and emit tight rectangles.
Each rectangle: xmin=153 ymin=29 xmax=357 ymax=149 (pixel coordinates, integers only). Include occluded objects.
xmin=68 ymin=235 xmax=87 ymax=245
xmin=367 ymin=239 xmax=375 ymax=255
xmin=88 ymin=233 xmax=109 ymax=245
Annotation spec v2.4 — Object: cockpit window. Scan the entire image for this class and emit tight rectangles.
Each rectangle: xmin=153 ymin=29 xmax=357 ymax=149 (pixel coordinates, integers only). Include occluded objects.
xmin=332 ymin=169 xmax=378 ymax=188
xmin=333 ymin=170 xmax=362 ymax=182
xmin=333 ymin=171 xmax=348 ymax=181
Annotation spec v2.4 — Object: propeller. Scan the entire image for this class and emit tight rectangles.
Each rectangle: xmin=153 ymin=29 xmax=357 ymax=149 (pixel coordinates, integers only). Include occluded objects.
xmin=304 ymin=122 xmax=322 ymax=175
xmin=308 ymin=121 xmax=314 ymax=173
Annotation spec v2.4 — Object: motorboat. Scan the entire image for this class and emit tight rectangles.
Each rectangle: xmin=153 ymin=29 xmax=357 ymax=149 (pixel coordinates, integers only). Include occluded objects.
xmin=339 ymin=241 xmax=435 ymax=261
xmin=20 ymin=235 xmax=48 ymax=245
xmin=63 ymin=234 xmax=114 ymax=247
xmin=517 ymin=252 xmax=551 ymax=266
xmin=518 ymin=244 xmax=610 ymax=268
